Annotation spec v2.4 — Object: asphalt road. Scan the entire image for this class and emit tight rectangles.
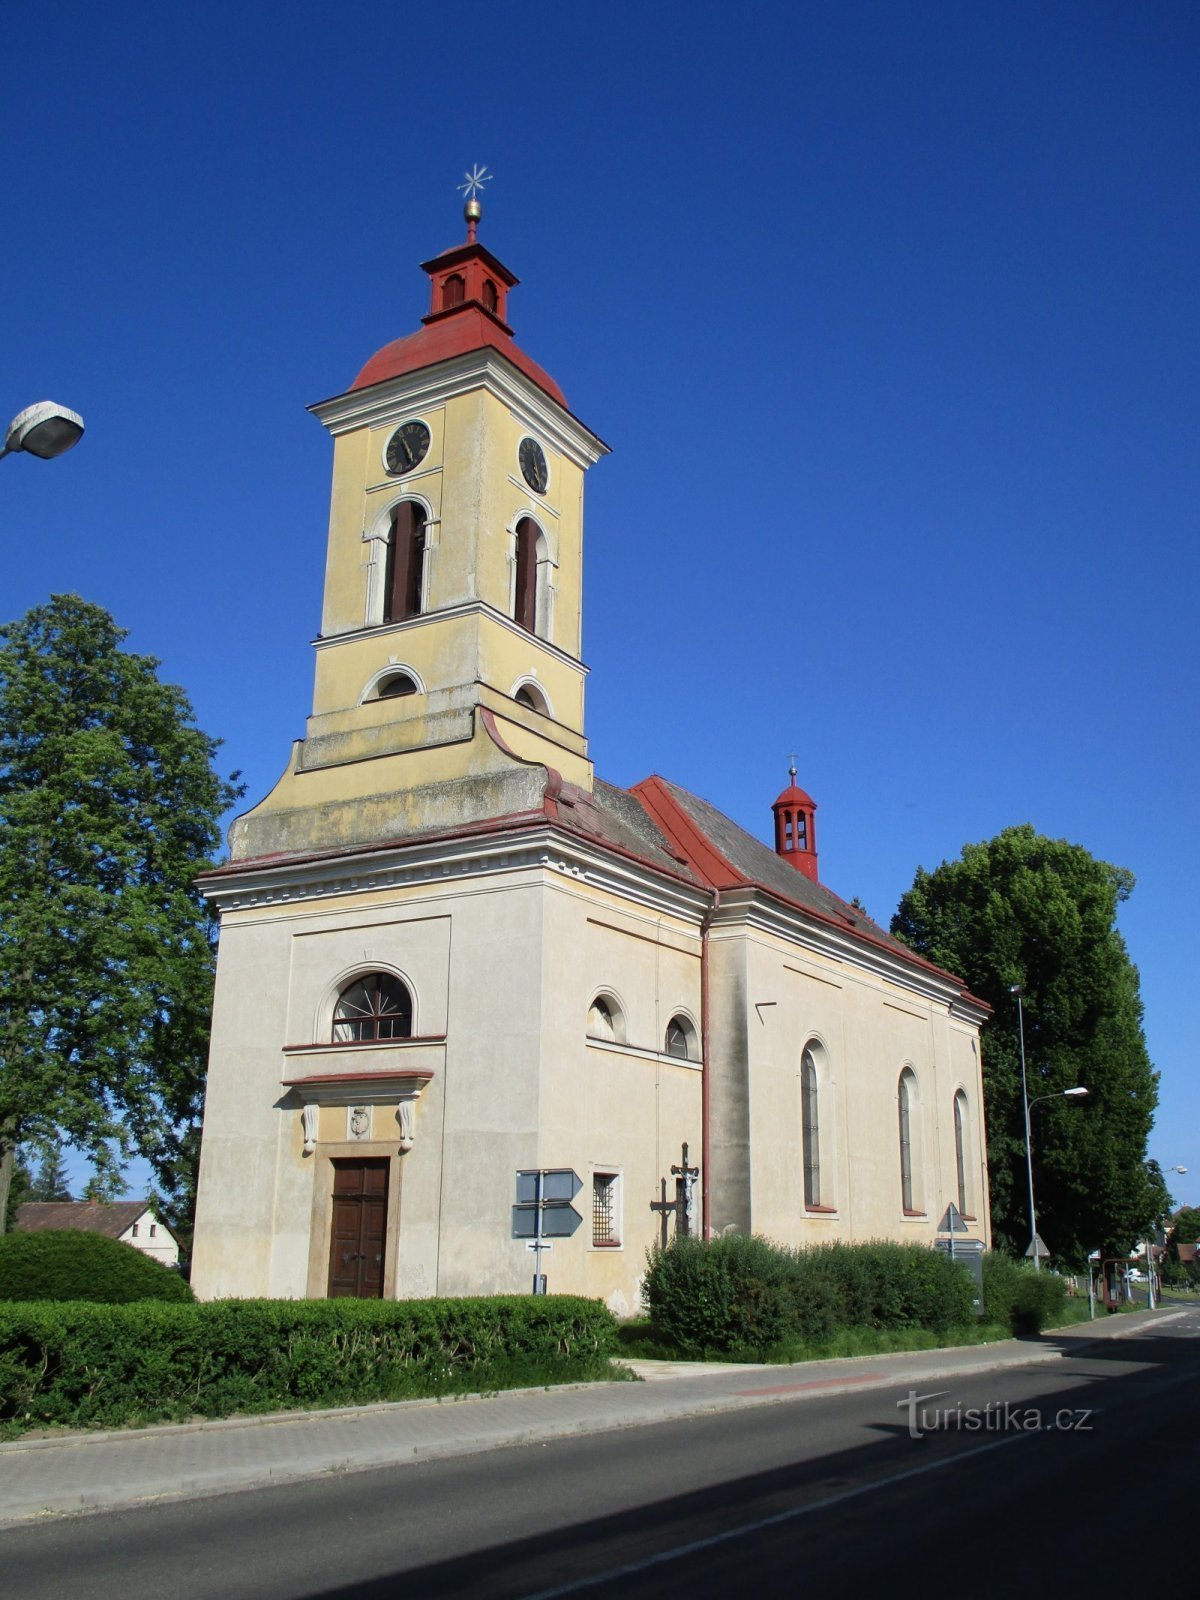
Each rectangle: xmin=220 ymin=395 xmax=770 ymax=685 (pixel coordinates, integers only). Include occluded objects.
xmin=6 ymin=1309 xmax=1199 ymax=1599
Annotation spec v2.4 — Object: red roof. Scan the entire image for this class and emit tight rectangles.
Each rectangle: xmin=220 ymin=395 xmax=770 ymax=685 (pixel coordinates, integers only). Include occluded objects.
xmin=350 ymin=307 xmax=569 ymax=409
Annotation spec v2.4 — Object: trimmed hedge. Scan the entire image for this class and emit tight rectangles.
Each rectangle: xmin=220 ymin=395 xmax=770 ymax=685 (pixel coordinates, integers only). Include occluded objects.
xmin=0 ymin=1295 xmax=616 ymax=1435
xmin=643 ymin=1236 xmax=976 ymax=1358
xmin=0 ymin=1230 xmax=194 ymax=1304
xmin=981 ymin=1254 xmax=1068 ymax=1335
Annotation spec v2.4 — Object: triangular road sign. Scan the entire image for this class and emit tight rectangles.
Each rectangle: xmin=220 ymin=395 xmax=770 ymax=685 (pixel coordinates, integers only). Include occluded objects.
xmin=938 ymin=1203 xmax=968 ymax=1234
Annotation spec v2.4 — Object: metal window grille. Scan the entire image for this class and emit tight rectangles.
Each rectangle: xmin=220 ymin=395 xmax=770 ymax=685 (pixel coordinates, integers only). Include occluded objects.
xmin=592 ymin=1175 xmax=618 ymax=1246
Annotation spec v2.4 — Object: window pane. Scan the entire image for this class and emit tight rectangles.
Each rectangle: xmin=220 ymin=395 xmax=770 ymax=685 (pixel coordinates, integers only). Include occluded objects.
xmin=334 ymin=973 xmax=413 ymax=1042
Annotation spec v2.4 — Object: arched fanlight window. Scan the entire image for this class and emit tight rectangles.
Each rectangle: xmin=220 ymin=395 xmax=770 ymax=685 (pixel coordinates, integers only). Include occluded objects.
xmin=515 ymin=683 xmax=548 ymax=714
xmin=375 ymin=672 xmax=418 ymax=699
xmin=333 ymin=973 xmax=413 ymax=1043
xmin=383 ymin=503 xmax=427 ymax=624
xmin=899 ymin=1068 xmax=917 ymax=1212
xmin=514 ymin=518 xmax=538 ymax=633
xmin=665 ymin=1015 xmax=698 ymax=1061
xmin=954 ymin=1090 xmax=970 ymax=1216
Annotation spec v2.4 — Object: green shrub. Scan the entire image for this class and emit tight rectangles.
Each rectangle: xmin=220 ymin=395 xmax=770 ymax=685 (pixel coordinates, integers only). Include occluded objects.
xmin=643 ymin=1236 xmax=975 ymax=1358
xmin=0 ymin=1230 xmax=194 ymax=1304
xmin=981 ymin=1253 xmax=1067 ymax=1335
xmin=0 ymin=1294 xmax=616 ymax=1435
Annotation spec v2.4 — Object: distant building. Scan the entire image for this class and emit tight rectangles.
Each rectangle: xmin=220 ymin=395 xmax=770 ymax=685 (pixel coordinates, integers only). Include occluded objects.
xmin=15 ymin=1201 xmax=180 ymax=1267
xmin=190 ymin=200 xmax=991 ymax=1313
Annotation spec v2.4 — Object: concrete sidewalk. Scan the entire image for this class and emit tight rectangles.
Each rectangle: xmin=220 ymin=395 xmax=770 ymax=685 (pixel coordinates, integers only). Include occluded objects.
xmin=0 ymin=1308 xmax=1183 ymax=1529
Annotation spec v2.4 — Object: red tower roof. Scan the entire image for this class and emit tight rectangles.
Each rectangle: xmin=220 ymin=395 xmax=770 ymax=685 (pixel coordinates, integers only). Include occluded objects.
xmin=349 ymin=216 xmax=569 ymax=409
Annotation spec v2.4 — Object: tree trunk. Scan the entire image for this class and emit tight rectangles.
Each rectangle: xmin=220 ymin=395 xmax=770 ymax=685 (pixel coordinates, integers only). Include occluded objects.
xmin=0 ymin=1132 xmax=14 ymax=1233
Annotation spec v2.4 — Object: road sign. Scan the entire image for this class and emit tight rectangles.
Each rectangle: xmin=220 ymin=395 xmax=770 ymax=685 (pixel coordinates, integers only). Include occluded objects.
xmin=512 ymin=1169 xmax=584 ymax=1291
xmin=540 ymin=1202 xmax=583 ymax=1237
xmin=937 ymin=1203 xmax=968 ymax=1234
xmin=1025 ymin=1233 xmax=1050 ymax=1260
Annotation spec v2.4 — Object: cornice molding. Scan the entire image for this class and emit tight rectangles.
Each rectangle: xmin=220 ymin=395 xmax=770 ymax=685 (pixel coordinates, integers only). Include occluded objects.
xmin=310 ymin=350 xmax=608 ymax=470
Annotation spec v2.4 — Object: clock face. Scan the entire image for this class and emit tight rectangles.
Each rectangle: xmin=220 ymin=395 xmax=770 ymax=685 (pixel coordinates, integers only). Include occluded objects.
xmin=385 ymin=420 xmax=431 ymax=476
xmin=519 ymin=437 xmax=549 ymax=495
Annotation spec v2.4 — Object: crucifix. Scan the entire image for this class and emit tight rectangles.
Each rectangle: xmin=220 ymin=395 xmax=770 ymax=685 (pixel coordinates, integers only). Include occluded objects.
xmin=670 ymin=1141 xmax=701 ymax=1239
xmin=649 ymin=1177 xmax=675 ymax=1249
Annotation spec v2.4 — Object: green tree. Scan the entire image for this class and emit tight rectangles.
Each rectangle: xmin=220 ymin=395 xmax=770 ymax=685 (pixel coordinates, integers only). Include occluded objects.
xmin=0 ymin=595 xmax=241 ymax=1236
xmin=891 ymin=825 xmax=1158 ymax=1265
xmin=29 ymin=1146 xmax=73 ymax=1202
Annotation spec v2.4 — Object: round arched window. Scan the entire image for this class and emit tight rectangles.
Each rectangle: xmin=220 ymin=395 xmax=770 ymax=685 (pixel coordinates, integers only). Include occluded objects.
xmin=333 ymin=973 xmax=413 ymax=1042
xmin=665 ymin=1015 xmax=697 ymax=1060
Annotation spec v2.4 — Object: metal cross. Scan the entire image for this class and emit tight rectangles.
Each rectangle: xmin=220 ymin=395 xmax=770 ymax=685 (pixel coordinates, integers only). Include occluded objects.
xmin=649 ymin=1177 xmax=676 ymax=1250
xmin=458 ymin=164 xmax=493 ymax=201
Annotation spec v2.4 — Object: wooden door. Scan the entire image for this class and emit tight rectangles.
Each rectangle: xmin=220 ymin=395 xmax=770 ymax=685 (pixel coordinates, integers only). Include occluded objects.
xmin=327 ymin=1159 xmax=389 ymax=1298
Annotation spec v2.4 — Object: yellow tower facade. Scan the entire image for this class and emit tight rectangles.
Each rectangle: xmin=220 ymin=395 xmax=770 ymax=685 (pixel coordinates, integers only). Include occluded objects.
xmin=230 ymin=206 xmax=608 ymax=862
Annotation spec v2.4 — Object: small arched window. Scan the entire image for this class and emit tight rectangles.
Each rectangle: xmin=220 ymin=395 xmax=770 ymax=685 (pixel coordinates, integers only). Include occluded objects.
xmin=801 ymin=1046 xmax=820 ymax=1208
xmin=383 ymin=503 xmax=427 ymax=624
xmin=665 ymin=1015 xmax=698 ymax=1061
xmin=954 ymin=1090 xmax=971 ymax=1216
xmin=442 ymin=274 xmax=465 ymax=309
xmin=515 ymin=684 xmax=546 ymax=713
xmin=899 ymin=1068 xmax=917 ymax=1212
xmin=514 ymin=518 xmax=539 ymax=633
xmin=482 ymin=278 xmax=498 ymax=313
xmin=333 ymin=972 xmax=413 ymax=1043
xmin=375 ymin=672 xmax=418 ymax=699
xmin=587 ymin=993 xmax=625 ymax=1044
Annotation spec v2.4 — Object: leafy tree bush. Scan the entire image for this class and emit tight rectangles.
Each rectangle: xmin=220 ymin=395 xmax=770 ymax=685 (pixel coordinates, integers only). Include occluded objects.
xmin=0 ymin=595 xmax=242 ymax=1238
xmin=981 ymin=1253 xmax=1067 ymax=1335
xmin=0 ymin=1295 xmax=616 ymax=1434
xmin=643 ymin=1236 xmax=975 ymax=1358
xmin=892 ymin=826 xmax=1159 ymax=1263
xmin=0 ymin=1229 xmax=194 ymax=1304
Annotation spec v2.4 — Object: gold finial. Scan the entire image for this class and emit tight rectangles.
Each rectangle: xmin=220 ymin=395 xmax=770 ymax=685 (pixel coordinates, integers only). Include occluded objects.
xmin=458 ymin=164 xmax=492 ymax=239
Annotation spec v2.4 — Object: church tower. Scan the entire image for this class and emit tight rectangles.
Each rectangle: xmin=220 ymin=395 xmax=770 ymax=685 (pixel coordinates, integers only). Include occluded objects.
xmin=230 ymin=193 xmax=608 ymax=861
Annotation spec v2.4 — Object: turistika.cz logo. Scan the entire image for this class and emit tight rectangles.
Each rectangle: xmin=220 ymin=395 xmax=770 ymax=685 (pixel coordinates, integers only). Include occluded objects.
xmin=898 ymin=1389 xmax=1094 ymax=1441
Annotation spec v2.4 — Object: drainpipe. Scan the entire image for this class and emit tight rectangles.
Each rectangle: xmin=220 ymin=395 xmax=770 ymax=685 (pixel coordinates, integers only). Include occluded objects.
xmin=700 ymin=887 xmax=720 ymax=1239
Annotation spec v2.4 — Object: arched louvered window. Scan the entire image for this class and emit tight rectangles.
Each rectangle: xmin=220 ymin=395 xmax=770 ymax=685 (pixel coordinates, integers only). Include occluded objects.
xmin=333 ymin=973 xmax=413 ymax=1043
xmin=899 ymin=1068 xmax=916 ymax=1212
xmin=954 ymin=1090 xmax=971 ymax=1216
xmin=801 ymin=1047 xmax=820 ymax=1208
xmin=442 ymin=274 xmax=465 ymax=309
xmin=514 ymin=518 xmax=538 ymax=633
xmin=383 ymin=503 xmax=426 ymax=624
xmin=482 ymin=278 xmax=498 ymax=313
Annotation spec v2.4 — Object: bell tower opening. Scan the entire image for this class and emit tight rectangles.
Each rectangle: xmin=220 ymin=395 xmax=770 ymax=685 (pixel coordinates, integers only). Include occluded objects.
xmin=772 ymin=761 xmax=819 ymax=882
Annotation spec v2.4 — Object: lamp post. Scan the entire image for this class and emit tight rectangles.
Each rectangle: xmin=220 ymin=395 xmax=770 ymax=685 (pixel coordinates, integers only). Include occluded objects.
xmin=1010 ymin=981 xmax=1089 ymax=1271
xmin=1 ymin=401 xmax=84 ymax=462
xmin=1148 ymin=1165 xmax=1189 ymax=1310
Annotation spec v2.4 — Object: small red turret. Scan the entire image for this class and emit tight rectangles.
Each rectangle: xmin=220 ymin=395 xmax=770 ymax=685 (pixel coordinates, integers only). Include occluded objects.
xmin=772 ymin=762 xmax=819 ymax=882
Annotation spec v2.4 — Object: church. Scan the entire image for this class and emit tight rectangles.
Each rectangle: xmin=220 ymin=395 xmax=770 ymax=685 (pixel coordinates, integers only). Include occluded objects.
xmin=190 ymin=194 xmax=991 ymax=1313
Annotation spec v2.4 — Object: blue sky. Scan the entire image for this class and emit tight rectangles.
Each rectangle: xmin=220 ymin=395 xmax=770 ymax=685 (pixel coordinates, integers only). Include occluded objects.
xmin=5 ymin=2 xmax=1197 ymax=1207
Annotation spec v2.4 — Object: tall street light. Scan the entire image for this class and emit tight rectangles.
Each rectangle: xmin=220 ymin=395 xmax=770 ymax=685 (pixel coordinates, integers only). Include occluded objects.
xmin=1 ymin=401 xmax=85 ymax=462
xmin=1011 ymin=983 xmax=1088 ymax=1270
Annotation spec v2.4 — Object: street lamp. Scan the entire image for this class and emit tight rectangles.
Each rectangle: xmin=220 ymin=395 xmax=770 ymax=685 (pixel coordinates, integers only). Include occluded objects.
xmin=1010 ymin=983 xmax=1088 ymax=1271
xmin=1 ymin=401 xmax=85 ymax=462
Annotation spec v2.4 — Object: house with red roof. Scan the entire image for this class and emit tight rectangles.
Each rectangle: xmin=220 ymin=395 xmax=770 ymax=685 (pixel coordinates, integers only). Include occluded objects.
xmin=190 ymin=198 xmax=990 ymax=1311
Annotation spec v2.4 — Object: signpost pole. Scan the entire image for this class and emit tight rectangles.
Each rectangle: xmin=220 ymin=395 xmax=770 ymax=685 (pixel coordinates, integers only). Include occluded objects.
xmin=531 ymin=1170 xmax=546 ymax=1294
